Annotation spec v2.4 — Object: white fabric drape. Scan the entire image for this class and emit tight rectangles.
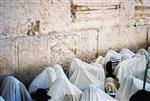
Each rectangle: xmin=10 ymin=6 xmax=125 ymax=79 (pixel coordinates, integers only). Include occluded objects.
xmin=103 ymin=50 xmax=121 ymax=70
xmin=119 ymin=48 xmax=135 ymax=61
xmin=116 ymin=76 xmax=150 ymax=101
xmin=0 ymin=96 xmax=5 ymax=101
xmin=52 ymin=64 xmax=68 ymax=80
xmin=80 ymin=85 xmax=117 ymax=101
xmin=28 ymin=67 xmax=56 ymax=93
xmin=0 ymin=76 xmax=32 ymax=101
xmin=47 ymin=78 xmax=83 ymax=101
xmin=69 ymin=58 xmax=104 ymax=91
xmin=137 ymin=48 xmax=149 ymax=61
xmin=114 ymin=55 xmax=147 ymax=85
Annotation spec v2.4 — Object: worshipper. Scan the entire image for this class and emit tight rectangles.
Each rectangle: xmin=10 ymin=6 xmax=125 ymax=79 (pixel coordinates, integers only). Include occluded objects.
xmin=28 ymin=67 xmax=56 ymax=101
xmin=52 ymin=64 xmax=68 ymax=80
xmin=69 ymin=58 xmax=105 ymax=83
xmin=116 ymin=75 xmax=150 ymax=101
xmin=91 ymin=55 xmax=105 ymax=66
xmin=0 ymin=76 xmax=32 ymax=101
xmin=28 ymin=67 xmax=56 ymax=93
xmin=69 ymin=58 xmax=104 ymax=91
xmin=114 ymin=54 xmax=148 ymax=101
xmin=114 ymin=55 xmax=147 ymax=85
xmin=130 ymin=61 xmax=150 ymax=101
xmin=0 ymin=96 xmax=5 ymax=101
xmin=29 ymin=64 xmax=69 ymax=94
xmin=106 ymin=61 xmax=116 ymax=79
xmin=80 ymin=84 xmax=117 ymax=101
xmin=137 ymin=48 xmax=149 ymax=61
xmin=48 ymin=64 xmax=83 ymax=101
xmin=103 ymin=50 xmax=121 ymax=71
xmin=105 ymin=61 xmax=120 ymax=94
xmin=119 ymin=48 xmax=135 ymax=61
xmin=47 ymin=78 xmax=83 ymax=101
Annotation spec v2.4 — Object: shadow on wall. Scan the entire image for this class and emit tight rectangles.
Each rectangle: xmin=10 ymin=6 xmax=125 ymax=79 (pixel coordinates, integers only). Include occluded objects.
xmin=14 ymin=67 xmax=44 ymax=88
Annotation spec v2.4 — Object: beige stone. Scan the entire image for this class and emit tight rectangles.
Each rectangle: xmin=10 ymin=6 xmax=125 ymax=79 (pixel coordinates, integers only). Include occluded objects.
xmin=0 ymin=0 xmax=150 ymax=85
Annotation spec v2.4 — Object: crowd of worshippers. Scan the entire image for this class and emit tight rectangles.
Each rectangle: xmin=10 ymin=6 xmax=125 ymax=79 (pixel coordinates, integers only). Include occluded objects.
xmin=0 ymin=48 xmax=150 ymax=101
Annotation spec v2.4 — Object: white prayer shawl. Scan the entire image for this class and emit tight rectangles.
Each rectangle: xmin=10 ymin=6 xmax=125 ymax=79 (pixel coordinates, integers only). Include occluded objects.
xmin=114 ymin=55 xmax=147 ymax=85
xmin=119 ymin=48 xmax=135 ymax=61
xmin=116 ymin=76 xmax=150 ymax=101
xmin=47 ymin=78 xmax=83 ymax=101
xmin=137 ymin=48 xmax=149 ymax=61
xmin=28 ymin=67 xmax=56 ymax=93
xmin=91 ymin=56 xmax=105 ymax=66
xmin=103 ymin=50 xmax=122 ymax=70
xmin=70 ymin=58 xmax=105 ymax=83
xmin=90 ymin=62 xmax=105 ymax=77
xmin=0 ymin=76 xmax=32 ymax=101
xmin=69 ymin=58 xmax=104 ymax=91
xmin=0 ymin=96 xmax=5 ymax=101
xmin=80 ymin=85 xmax=117 ymax=101
xmin=52 ymin=64 xmax=68 ymax=80
xmin=136 ymin=69 xmax=150 ymax=83
xmin=90 ymin=56 xmax=105 ymax=71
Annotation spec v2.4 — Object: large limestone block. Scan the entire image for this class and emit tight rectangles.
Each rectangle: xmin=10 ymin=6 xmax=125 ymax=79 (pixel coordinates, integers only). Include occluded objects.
xmin=69 ymin=9 xmax=120 ymax=30
xmin=98 ymin=26 xmax=125 ymax=54
xmin=39 ymin=0 xmax=72 ymax=34
xmin=16 ymin=35 xmax=50 ymax=85
xmin=0 ymin=0 xmax=41 ymax=37
xmin=49 ymin=32 xmax=77 ymax=66
xmin=70 ymin=0 xmax=120 ymax=30
xmin=120 ymin=0 xmax=135 ymax=26
xmin=0 ymin=38 xmax=17 ymax=80
xmin=76 ymin=29 xmax=98 ymax=62
xmin=120 ymin=26 xmax=147 ymax=50
xmin=73 ymin=0 xmax=121 ymax=6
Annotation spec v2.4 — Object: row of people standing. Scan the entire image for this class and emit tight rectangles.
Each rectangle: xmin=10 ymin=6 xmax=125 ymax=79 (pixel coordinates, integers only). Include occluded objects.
xmin=0 ymin=48 xmax=150 ymax=101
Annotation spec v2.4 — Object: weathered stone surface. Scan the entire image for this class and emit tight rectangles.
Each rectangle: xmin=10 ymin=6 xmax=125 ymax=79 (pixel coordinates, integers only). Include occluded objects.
xmin=98 ymin=26 xmax=124 ymax=54
xmin=0 ymin=0 xmax=150 ymax=85
xmin=0 ymin=38 xmax=17 ymax=81
xmin=135 ymin=0 xmax=150 ymax=25
xmin=40 ymin=0 xmax=72 ymax=34
xmin=15 ymin=35 xmax=50 ymax=86
xmin=121 ymin=26 xmax=147 ymax=51
xmin=49 ymin=32 xmax=77 ymax=66
xmin=0 ymin=0 xmax=41 ymax=37
xmin=76 ymin=29 xmax=98 ymax=62
xmin=0 ymin=0 xmax=71 ymax=37
xmin=72 ymin=0 xmax=121 ymax=6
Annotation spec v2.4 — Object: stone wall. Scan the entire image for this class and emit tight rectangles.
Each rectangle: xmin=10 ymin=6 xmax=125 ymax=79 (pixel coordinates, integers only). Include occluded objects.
xmin=0 ymin=0 xmax=150 ymax=85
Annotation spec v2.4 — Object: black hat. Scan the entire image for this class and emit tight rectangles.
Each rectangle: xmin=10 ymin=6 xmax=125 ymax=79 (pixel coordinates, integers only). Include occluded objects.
xmin=31 ymin=88 xmax=51 ymax=101
xmin=106 ymin=61 xmax=113 ymax=74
